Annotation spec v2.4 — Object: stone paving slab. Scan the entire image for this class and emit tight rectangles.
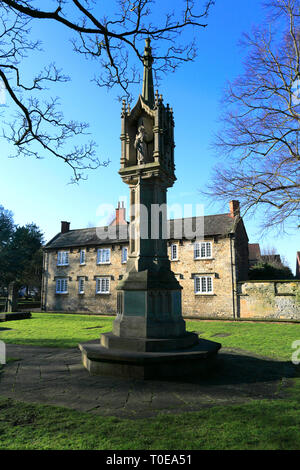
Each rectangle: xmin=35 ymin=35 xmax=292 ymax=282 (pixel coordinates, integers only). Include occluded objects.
xmin=0 ymin=343 xmax=297 ymax=419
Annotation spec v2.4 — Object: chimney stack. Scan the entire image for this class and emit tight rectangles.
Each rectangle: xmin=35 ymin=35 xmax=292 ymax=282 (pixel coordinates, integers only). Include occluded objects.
xmin=110 ymin=202 xmax=127 ymax=226
xmin=229 ymin=200 xmax=240 ymax=218
xmin=61 ymin=221 xmax=70 ymax=233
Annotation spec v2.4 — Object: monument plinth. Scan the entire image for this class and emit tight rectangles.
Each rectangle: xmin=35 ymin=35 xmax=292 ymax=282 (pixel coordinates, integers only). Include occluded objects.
xmin=79 ymin=39 xmax=221 ymax=379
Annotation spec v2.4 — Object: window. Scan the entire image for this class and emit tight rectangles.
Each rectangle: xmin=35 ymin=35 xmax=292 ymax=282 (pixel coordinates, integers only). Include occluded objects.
xmin=122 ymin=247 xmax=128 ymax=264
xmin=78 ymin=277 xmax=85 ymax=294
xmin=194 ymin=242 xmax=212 ymax=259
xmin=170 ymin=244 xmax=178 ymax=261
xmin=97 ymin=248 xmax=110 ymax=264
xmin=96 ymin=277 xmax=110 ymax=294
xmin=194 ymin=276 xmax=213 ymax=294
xmin=56 ymin=278 xmax=68 ymax=294
xmin=80 ymin=249 xmax=86 ymax=265
xmin=57 ymin=251 xmax=69 ymax=266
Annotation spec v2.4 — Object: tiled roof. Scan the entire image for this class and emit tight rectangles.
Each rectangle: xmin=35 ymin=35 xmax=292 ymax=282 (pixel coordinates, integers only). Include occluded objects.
xmin=248 ymin=243 xmax=261 ymax=260
xmin=44 ymin=213 xmax=237 ymax=250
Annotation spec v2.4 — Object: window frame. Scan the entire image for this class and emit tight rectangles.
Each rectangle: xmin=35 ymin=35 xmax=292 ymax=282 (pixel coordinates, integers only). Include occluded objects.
xmin=194 ymin=275 xmax=214 ymax=295
xmin=170 ymin=243 xmax=178 ymax=261
xmin=79 ymin=249 xmax=86 ymax=265
xmin=97 ymin=248 xmax=111 ymax=265
xmin=56 ymin=278 xmax=68 ymax=294
xmin=78 ymin=277 xmax=85 ymax=294
xmin=194 ymin=242 xmax=213 ymax=260
xmin=57 ymin=251 xmax=69 ymax=266
xmin=121 ymin=246 xmax=128 ymax=264
xmin=96 ymin=277 xmax=110 ymax=294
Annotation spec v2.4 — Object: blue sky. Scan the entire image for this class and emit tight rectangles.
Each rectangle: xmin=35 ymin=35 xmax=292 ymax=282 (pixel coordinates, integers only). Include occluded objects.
xmin=0 ymin=0 xmax=299 ymax=272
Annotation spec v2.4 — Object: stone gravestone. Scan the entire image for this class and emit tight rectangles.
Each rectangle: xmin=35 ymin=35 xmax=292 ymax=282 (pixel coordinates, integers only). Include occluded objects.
xmin=6 ymin=282 xmax=18 ymax=313
xmin=79 ymin=39 xmax=221 ymax=379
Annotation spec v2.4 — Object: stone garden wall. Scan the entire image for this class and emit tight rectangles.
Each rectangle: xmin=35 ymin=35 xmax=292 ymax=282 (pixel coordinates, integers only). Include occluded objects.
xmin=238 ymin=280 xmax=300 ymax=320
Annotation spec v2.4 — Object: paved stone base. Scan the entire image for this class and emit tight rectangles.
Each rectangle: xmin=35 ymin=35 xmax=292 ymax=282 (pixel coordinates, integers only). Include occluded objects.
xmin=101 ymin=331 xmax=199 ymax=352
xmin=0 ymin=343 xmax=296 ymax=419
xmin=79 ymin=337 xmax=221 ymax=379
xmin=0 ymin=312 xmax=31 ymax=322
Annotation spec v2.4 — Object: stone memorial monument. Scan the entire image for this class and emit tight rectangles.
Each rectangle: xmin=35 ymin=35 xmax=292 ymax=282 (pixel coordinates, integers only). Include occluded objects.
xmin=6 ymin=282 xmax=18 ymax=313
xmin=79 ymin=39 xmax=221 ymax=379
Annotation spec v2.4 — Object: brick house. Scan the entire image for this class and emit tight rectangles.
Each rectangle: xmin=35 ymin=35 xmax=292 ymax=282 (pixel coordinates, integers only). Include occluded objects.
xmin=41 ymin=200 xmax=249 ymax=319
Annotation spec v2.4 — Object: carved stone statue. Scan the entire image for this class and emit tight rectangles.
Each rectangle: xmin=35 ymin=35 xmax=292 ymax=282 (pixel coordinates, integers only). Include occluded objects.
xmin=134 ymin=124 xmax=147 ymax=164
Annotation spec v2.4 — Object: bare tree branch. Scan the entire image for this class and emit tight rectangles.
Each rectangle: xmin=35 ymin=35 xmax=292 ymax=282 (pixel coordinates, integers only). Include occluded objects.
xmin=0 ymin=0 xmax=214 ymax=180
xmin=204 ymin=0 xmax=300 ymax=231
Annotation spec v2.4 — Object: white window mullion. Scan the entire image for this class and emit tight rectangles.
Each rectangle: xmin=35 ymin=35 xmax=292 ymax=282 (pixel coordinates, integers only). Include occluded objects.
xmin=206 ymin=242 xmax=212 ymax=258
xmin=80 ymin=250 xmax=85 ymax=265
xmin=79 ymin=277 xmax=85 ymax=294
xmin=194 ymin=242 xmax=212 ymax=259
xmin=122 ymin=247 xmax=128 ymax=263
xmin=171 ymin=244 xmax=178 ymax=261
xmin=194 ymin=243 xmax=200 ymax=259
xmin=97 ymin=248 xmax=111 ymax=264
xmin=96 ymin=277 xmax=110 ymax=294
xmin=195 ymin=276 xmax=213 ymax=295
xmin=57 ymin=251 xmax=69 ymax=266
xmin=56 ymin=277 xmax=68 ymax=294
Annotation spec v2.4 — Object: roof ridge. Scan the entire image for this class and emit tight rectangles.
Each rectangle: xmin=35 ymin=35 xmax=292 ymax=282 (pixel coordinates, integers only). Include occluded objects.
xmin=168 ymin=213 xmax=231 ymax=222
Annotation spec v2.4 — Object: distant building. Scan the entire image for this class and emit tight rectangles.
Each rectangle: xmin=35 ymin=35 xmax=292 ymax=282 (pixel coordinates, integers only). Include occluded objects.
xmin=41 ymin=200 xmax=249 ymax=319
xmin=248 ymin=243 xmax=261 ymax=267
xmin=248 ymin=243 xmax=282 ymax=267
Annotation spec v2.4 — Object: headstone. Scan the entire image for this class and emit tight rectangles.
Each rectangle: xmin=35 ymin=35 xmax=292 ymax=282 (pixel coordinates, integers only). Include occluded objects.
xmin=6 ymin=282 xmax=18 ymax=313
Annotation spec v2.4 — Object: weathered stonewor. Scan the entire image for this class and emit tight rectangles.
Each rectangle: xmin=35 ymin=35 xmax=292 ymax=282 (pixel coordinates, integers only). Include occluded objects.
xmin=79 ymin=39 xmax=221 ymax=379
xmin=6 ymin=282 xmax=18 ymax=313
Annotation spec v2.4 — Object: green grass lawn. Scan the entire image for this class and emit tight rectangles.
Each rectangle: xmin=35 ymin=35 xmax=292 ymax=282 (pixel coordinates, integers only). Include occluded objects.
xmin=1 ymin=312 xmax=300 ymax=359
xmin=0 ymin=313 xmax=114 ymax=348
xmin=1 ymin=313 xmax=300 ymax=450
xmin=1 ymin=396 xmax=300 ymax=450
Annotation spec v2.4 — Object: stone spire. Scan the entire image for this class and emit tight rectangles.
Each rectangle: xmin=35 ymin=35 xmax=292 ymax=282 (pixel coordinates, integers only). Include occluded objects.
xmin=142 ymin=38 xmax=155 ymax=108
xmin=79 ymin=34 xmax=222 ymax=379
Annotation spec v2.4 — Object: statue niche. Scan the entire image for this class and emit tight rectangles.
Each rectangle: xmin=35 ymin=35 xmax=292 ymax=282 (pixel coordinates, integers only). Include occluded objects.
xmin=134 ymin=117 xmax=154 ymax=165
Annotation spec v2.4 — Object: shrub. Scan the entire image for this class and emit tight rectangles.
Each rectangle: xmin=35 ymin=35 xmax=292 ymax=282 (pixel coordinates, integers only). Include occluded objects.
xmin=249 ymin=262 xmax=294 ymax=280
